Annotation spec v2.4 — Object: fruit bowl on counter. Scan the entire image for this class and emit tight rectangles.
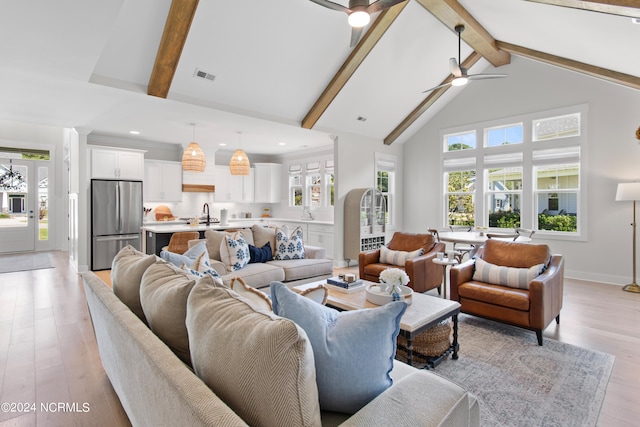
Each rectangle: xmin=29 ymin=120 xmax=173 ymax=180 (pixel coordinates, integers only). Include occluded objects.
xmin=365 ymin=284 xmax=413 ymax=305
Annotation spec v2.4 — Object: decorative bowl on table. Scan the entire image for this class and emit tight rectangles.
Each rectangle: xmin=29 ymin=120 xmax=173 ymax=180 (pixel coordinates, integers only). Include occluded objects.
xmin=365 ymin=284 xmax=413 ymax=305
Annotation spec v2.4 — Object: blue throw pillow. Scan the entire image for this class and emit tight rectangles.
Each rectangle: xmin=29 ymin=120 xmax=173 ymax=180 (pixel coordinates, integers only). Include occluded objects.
xmin=160 ymin=240 xmax=207 ymax=268
xmin=248 ymin=242 xmax=272 ymax=263
xmin=270 ymin=282 xmax=407 ymax=414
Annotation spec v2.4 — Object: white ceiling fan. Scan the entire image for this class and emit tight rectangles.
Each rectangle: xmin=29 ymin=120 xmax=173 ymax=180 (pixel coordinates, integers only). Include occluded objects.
xmin=423 ymin=24 xmax=507 ymax=93
xmin=309 ymin=0 xmax=407 ymax=47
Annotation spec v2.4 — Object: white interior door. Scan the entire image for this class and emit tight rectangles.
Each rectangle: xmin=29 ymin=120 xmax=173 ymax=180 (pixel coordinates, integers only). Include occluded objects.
xmin=0 ymin=158 xmax=35 ymax=253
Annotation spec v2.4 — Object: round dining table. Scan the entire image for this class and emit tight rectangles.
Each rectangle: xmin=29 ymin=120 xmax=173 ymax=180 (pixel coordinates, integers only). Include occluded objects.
xmin=437 ymin=231 xmax=531 ymax=258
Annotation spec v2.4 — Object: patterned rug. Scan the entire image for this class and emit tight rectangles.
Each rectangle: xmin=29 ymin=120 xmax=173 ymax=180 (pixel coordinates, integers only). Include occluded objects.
xmin=0 ymin=252 xmax=54 ymax=273
xmin=397 ymin=314 xmax=614 ymax=427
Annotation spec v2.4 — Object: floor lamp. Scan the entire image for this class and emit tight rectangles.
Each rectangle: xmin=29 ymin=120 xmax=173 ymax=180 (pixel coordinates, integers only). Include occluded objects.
xmin=616 ymin=182 xmax=640 ymax=293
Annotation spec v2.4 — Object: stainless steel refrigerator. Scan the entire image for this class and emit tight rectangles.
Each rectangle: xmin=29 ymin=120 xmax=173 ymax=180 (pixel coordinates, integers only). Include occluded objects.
xmin=91 ymin=179 xmax=143 ymax=270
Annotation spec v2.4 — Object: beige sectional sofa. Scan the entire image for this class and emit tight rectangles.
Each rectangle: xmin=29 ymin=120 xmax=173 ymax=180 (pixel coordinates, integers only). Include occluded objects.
xmin=193 ymin=224 xmax=333 ymax=289
xmin=83 ymin=246 xmax=479 ymax=427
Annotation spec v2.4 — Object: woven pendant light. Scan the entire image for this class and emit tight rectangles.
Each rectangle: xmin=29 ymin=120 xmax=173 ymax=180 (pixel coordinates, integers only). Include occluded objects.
xmin=182 ymin=123 xmax=206 ymax=172
xmin=229 ymin=131 xmax=250 ymax=176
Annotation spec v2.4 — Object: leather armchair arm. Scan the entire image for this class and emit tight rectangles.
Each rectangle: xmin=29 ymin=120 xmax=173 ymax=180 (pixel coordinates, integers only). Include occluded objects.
xmin=449 ymin=258 xmax=476 ymax=301
xmin=529 ymin=255 xmax=564 ymax=330
xmin=405 ymin=242 xmax=445 ymax=293
xmin=358 ymin=249 xmax=381 ymax=279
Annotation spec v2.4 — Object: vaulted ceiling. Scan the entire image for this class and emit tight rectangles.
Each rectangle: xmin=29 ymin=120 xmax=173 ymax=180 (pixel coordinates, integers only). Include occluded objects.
xmin=0 ymin=0 xmax=638 ymax=155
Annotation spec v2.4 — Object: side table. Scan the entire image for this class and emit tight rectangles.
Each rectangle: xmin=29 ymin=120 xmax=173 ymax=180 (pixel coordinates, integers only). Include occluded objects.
xmin=432 ymin=257 xmax=459 ymax=299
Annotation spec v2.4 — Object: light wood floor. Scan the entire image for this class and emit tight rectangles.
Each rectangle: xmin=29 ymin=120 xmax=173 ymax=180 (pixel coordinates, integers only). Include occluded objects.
xmin=1 ymin=252 xmax=639 ymax=426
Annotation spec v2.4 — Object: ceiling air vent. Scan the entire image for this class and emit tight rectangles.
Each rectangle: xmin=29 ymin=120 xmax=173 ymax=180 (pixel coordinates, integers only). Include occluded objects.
xmin=194 ymin=68 xmax=215 ymax=82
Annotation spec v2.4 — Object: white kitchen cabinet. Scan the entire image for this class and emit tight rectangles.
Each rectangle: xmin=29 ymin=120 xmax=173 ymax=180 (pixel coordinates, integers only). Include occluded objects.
xmin=90 ymin=147 xmax=144 ymax=180
xmin=307 ymin=223 xmax=334 ymax=259
xmin=254 ymin=163 xmax=282 ymax=203
xmin=213 ymin=166 xmax=254 ymax=202
xmin=144 ymin=160 xmax=182 ymax=202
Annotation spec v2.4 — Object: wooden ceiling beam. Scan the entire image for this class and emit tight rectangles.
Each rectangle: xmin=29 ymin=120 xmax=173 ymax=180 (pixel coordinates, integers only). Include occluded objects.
xmin=148 ymin=0 xmax=199 ymax=99
xmin=416 ymin=0 xmax=510 ymax=67
xmin=301 ymin=1 xmax=408 ymax=130
xmin=523 ymin=0 xmax=640 ymax=18
xmin=496 ymin=40 xmax=640 ymax=90
xmin=384 ymin=51 xmax=482 ymax=145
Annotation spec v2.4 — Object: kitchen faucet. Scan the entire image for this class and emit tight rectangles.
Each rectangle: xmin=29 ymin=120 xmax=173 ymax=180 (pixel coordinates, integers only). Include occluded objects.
xmin=202 ymin=203 xmax=210 ymax=225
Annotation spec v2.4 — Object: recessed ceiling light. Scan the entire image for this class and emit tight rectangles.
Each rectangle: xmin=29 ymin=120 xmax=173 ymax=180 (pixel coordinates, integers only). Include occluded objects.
xmin=278 ymin=142 xmax=286 ymax=146
xmin=219 ymin=143 xmax=227 ymax=147
xmin=357 ymin=116 xmax=367 ymax=122
xmin=129 ymin=130 xmax=140 ymax=135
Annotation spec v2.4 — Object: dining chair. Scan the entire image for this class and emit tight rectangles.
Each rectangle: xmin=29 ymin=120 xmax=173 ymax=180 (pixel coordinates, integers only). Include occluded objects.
xmin=449 ymin=225 xmax=474 ymax=259
xmin=515 ymin=228 xmax=536 ymax=238
xmin=486 ymin=232 xmax=519 ymax=241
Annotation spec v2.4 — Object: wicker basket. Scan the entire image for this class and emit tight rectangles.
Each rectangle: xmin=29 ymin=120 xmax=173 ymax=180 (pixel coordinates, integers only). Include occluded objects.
xmin=398 ymin=319 xmax=451 ymax=357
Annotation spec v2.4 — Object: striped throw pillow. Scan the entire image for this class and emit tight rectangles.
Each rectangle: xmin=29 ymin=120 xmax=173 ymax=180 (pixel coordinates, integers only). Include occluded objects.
xmin=379 ymin=245 xmax=424 ymax=266
xmin=473 ymin=257 xmax=545 ymax=290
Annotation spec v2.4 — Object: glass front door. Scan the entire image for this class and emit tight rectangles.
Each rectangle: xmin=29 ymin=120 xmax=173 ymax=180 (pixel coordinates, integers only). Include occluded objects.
xmin=0 ymin=158 xmax=35 ymax=253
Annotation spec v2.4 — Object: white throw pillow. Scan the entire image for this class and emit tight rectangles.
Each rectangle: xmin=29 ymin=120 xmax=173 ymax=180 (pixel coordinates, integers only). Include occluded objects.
xmin=274 ymin=225 xmax=305 ymax=260
xmin=473 ymin=257 xmax=545 ymax=290
xmin=379 ymin=245 xmax=424 ymax=266
xmin=219 ymin=231 xmax=250 ymax=272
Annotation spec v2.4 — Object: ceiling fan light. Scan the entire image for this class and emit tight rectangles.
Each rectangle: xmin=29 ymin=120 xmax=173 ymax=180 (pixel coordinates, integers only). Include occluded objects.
xmin=451 ymin=77 xmax=468 ymax=87
xmin=348 ymin=11 xmax=370 ymax=28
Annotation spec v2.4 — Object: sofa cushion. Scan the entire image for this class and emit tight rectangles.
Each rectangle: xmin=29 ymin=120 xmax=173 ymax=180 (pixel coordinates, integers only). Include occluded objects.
xmin=204 ymin=229 xmax=254 ymax=262
xmin=251 ymin=224 xmax=276 ymax=251
xmin=248 ymin=242 xmax=273 ymax=263
xmin=473 ymin=257 xmax=545 ymax=290
xmin=110 ymin=245 xmax=157 ymax=323
xmin=270 ymin=282 xmax=407 ymax=414
xmin=458 ymin=281 xmax=531 ymax=311
xmin=267 ymin=258 xmax=333 ymax=282
xmin=160 ymin=240 xmax=208 ymax=268
xmin=220 ymin=232 xmax=250 ymax=272
xmin=139 ymin=260 xmax=197 ymax=365
xmin=230 ymin=277 xmax=272 ymax=311
xmin=387 ymin=232 xmax=436 ymax=253
xmin=482 ymin=239 xmax=550 ymax=268
xmin=186 ymin=280 xmax=322 ymax=427
xmin=274 ymin=226 xmax=305 ymax=260
xmin=220 ymin=263 xmax=285 ymax=289
xmin=379 ymin=245 xmax=424 ymax=266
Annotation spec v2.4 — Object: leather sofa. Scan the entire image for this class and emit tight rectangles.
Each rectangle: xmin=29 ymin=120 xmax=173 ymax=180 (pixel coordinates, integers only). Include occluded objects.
xmin=450 ymin=239 xmax=564 ymax=345
xmin=359 ymin=231 xmax=445 ymax=293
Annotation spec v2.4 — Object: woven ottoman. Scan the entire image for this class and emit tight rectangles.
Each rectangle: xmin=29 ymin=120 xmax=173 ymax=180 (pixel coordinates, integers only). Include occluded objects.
xmin=397 ymin=319 xmax=451 ymax=357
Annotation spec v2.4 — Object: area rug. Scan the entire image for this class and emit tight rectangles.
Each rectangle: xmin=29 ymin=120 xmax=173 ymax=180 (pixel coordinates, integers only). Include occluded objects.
xmin=0 ymin=252 xmax=54 ymax=273
xmin=396 ymin=314 xmax=614 ymax=427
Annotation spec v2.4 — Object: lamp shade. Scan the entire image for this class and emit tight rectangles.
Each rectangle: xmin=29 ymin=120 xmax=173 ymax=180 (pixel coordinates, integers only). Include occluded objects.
xmin=229 ymin=149 xmax=250 ymax=176
xmin=182 ymin=142 xmax=206 ymax=172
xmin=616 ymin=182 xmax=640 ymax=201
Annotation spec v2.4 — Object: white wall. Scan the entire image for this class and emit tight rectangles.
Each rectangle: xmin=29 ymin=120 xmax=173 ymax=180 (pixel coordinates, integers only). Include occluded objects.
xmin=334 ymin=131 xmax=404 ymax=267
xmin=402 ymin=56 xmax=640 ymax=285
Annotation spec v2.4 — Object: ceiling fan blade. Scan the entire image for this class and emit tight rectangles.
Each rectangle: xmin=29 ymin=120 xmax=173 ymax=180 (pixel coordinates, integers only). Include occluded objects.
xmin=467 ymin=73 xmax=508 ymax=80
xmin=449 ymin=58 xmax=462 ymax=77
xmin=308 ymin=0 xmax=350 ymax=13
xmin=366 ymin=0 xmax=407 ymax=14
xmin=350 ymin=26 xmax=364 ymax=47
xmin=422 ymin=82 xmax=452 ymax=93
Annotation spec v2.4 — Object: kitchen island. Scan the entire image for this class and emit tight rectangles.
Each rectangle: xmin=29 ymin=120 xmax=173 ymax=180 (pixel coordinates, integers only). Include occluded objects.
xmin=141 ymin=218 xmax=334 ymax=257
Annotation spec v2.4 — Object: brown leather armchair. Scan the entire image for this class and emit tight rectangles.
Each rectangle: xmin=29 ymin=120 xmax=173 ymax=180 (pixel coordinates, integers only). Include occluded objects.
xmin=359 ymin=231 xmax=445 ymax=293
xmin=450 ymin=239 xmax=564 ymax=345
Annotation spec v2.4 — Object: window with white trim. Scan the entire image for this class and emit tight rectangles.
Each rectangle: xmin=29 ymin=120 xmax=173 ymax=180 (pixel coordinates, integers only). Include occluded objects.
xmin=441 ymin=105 xmax=586 ymax=238
xmin=288 ymin=164 xmax=303 ymax=207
